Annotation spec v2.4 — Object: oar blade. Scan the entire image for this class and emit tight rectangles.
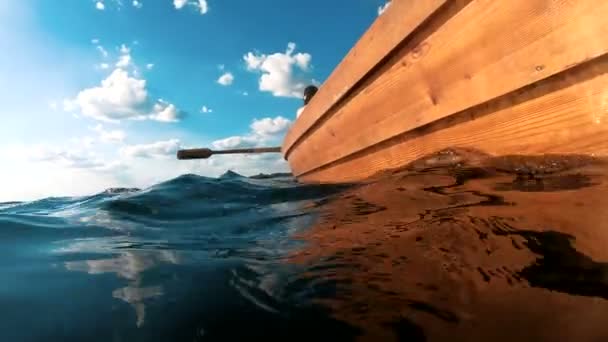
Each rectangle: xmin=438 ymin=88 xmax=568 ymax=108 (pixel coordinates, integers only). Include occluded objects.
xmin=177 ymin=148 xmax=214 ymax=160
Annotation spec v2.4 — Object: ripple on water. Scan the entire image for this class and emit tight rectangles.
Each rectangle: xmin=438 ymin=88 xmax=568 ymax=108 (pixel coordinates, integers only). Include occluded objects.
xmin=288 ymin=148 xmax=608 ymax=342
xmin=2 ymin=151 xmax=607 ymax=341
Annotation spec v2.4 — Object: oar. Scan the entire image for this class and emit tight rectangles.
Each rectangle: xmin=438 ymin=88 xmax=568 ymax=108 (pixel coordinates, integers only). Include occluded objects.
xmin=177 ymin=147 xmax=282 ymax=160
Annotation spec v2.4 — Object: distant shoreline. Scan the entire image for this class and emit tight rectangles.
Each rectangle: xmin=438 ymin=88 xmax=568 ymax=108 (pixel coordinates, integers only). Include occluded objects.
xmin=249 ymin=172 xmax=294 ymax=179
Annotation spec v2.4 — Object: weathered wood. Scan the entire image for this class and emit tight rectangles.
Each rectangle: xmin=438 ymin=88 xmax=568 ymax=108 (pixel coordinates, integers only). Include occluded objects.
xmin=282 ymin=0 xmax=447 ymax=155
xmin=286 ymin=0 xmax=608 ymax=177
xmin=296 ymin=56 xmax=608 ymax=183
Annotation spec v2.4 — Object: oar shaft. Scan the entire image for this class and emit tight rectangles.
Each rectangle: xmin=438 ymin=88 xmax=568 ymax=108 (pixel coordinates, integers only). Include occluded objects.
xmin=177 ymin=147 xmax=282 ymax=160
xmin=213 ymin=147 xmax=282 ymax=154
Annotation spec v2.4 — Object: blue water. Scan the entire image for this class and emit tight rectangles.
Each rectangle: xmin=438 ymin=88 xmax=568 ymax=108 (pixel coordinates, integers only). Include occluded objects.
xmin=0 ymin=172 xmax=356 ymax=341
xmin=4 ymin=153 xmax=608 ymax=341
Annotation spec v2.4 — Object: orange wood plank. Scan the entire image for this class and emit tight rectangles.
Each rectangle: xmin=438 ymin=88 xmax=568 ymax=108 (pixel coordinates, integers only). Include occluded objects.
xmin=288 ymin=0 xmax=608 ymax=177
xmin=281 ymin=0 xmax=448 ymax=155
xmin=294 ymin=56 xmax=608 ymax=183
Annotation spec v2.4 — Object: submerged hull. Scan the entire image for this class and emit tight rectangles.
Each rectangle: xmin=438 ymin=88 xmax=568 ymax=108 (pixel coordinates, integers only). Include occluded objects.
xmin=282 ymin=0 xmax=608 ymax=183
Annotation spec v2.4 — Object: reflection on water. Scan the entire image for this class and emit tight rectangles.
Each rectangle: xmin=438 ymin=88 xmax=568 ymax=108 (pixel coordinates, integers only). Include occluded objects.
xmin=1 ymin=150 xmax=607 ymax=341
xmin=0 ymin=174 xmax=356 ymax=342
xmin=65 ymin=250 xmax=179 ymax=326
xmin=113 ymin=285 xmax=163 ymax=327
xmin=65 ymin=251 xmax=180 ymax=281
xmin=289 ymin=148 xmax=608 ymax=341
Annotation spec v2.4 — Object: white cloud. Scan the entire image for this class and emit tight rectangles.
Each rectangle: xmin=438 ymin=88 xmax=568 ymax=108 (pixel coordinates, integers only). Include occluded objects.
xmin=27 ymin=141 xmax=126 ymax=175
xmin=173 ymin=0 xmax=188 ymax=9
xmin=64 ymin=68 xmax=183 ymax=123
xmin=65 ymin=69 xmax=145 ymax=121
xmin=173 ymin=0 xmax=208 ymax=15
xmin=197 ymin=0 xmax=208 ymax=14
xmin=28 ymin=145 xmax=105 ymax=169
xmin=243 ymin=53 xmax=263 ymax=70
xmin=119 ymin=44 xmax=130 ymax=54
xmin=116 ymin=54 xmax=132 ymax=68
xmin=250 ymin=116 xmax=291 ymax=136
xmin=95 ymin=160 xmax=129 ymax=174
xmin=63 ymin=98 xmax=77 ymax=112
xmin=132 ymin=0 xmax=142 ymax=8
xmin=0 ymin=164 xmax=111 ymax=202
xmin=200 ymin=105 xmax=212 ymax=113
xmin=99 ymin=63 xmax=110 ymax=69
xmin=115 ymin=44 xmax=132 ymax=68
xmin=95 ymin=0 xmax=126 ymax=10
xmin=149 ymin=100 xmax=180 ymax=122
xmin=212 ymin=136 xmax=260 ymax=149
xmin=243 ymin=42 xmax=313 ymax=98
xmin=0 ymin=136 xmax=290 ymax=202
xmin=242 ymin=91 xmax=249 ymax=96
xmin=93 ymin=124 xmax=126 ymax=143
xmin=218 ymin=64 xmax=225 ymax=71
xmin=0 ymin=143 xmax=136 ymax=201
xmin=70 ymin=136 xmax=96 ymax=148
xmin=211 ymin=116 xmax=291 ymax=149
xmin=121 ymin=139 xmax=181 ymax=159
xmin=217 ymin=72 xmax=234 ymax=86
xmin=146 ymin=63 xmax=154 ymax=70
xmin=378 ymin=1 xmax=391 ymax=15
xmin=91 ymin=38 xmax=100 ymax=44
xmin=96 ymin=45 xmax=109 ymax=58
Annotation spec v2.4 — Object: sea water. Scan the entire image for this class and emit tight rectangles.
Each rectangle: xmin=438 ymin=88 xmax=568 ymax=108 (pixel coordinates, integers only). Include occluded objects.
xmin=1 ymin=150 xmax=607 ymax=341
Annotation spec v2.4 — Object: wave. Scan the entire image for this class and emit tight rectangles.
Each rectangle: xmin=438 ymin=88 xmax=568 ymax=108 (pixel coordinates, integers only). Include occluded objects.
xmin=0 ymin=171 xmax=349 ymax=242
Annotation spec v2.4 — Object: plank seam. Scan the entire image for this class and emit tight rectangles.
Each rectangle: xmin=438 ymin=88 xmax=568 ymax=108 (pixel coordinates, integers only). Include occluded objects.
xmin=295 ymin=53 xmax=608 ymax=180
xmin=284 ymin=0 xmax=470 ymax=159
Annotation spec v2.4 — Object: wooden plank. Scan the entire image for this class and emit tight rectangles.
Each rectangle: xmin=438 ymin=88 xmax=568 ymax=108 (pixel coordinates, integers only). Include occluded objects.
xmin=294 ymin=56 xmax=608 ymax=183
xmin=287 ymin=0 xmax=608 ymax=177
xmin=281 ymin=0 xmax=447 ymax=155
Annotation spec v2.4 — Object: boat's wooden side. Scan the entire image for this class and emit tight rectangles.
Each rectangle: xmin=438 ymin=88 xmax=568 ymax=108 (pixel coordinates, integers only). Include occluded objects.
xmin=283 ymin=0 xmax=608 ymax=183
xmin=282 ymin=0 xmax=447 ymax=156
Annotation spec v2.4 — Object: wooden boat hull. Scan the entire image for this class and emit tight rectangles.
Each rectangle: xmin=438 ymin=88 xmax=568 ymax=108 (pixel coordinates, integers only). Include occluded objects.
xmin=282 ymin=0 xmax=608 ymax=183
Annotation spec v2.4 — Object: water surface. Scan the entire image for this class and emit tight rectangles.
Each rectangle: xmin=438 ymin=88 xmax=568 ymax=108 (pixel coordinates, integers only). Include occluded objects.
xmin=0 ymin=172 xmax=355 ymax=341
xmin=2 ymin=150 xmax=608 ymax=341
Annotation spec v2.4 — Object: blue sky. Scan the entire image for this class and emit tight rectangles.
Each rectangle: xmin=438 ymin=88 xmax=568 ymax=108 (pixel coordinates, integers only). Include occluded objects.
xmin=0 ymin=0 xmax=391 ymax=201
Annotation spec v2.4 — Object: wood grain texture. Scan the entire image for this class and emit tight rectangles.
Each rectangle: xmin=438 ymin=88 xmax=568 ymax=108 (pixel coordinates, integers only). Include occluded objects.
xmin=295 ymin=56 xmax=608 ymax=183
xmin=287 ymin=0 xmax=608 ymax=177
xmin=281 ymin=0 xmax=447 ymax=155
